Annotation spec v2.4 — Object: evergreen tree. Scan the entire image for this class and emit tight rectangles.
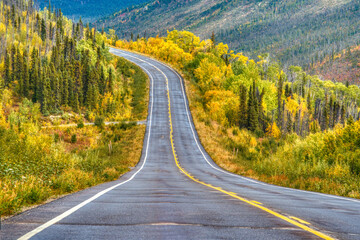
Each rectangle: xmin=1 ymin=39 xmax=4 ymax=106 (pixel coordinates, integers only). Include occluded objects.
xmin=62 ymin=73 xmax=69 ymax=106
xmin=341 ymin=104 xmax=346 ymax=125
xmin=211 ymin=31 xmax=216 ymax=47
xmin=108 ymin=67 xmax=114 ymax=93
xmin=99 ymin=66 xmax=106 ymax=94
xmin=73 ymin=92 xmax=80 ymax=113
xmin=23 ymin=56 xmax=30 ymax=98
xmin=41 ymin=18 xmax=47 ymax=41
xmin=295 ymin=111 xmax=300 ymax=134
xmin=285 ymin=84 xmax=290 ymax=98
xmin=307 ymin=90 xmax=312 ymax=114
xmin=30 ymin=48 xmax=39 ymax=102
xmin=321 ymin=94 xmax=329 ymax=130
xmin=10 ymin=44 xmax=16 ymax=83
xmin=301 ymin=73 xmax=306 ymax=98
xmin=277 ymin=73 xmax=284 ymax=129
xmin=247 ymin=82 xmax=259 ymax=132
xmin=329 ymin=96 xmax=334 ymax=129
xmin=4 ymin=49 xmax=11 ymax=86
xmin=258 ymin=88 xmax=266 ymax=132
xmin=73 ymin=60 xmax=83 ymax=105
xmin=54 ymin=76 xmax=60 ymax=109
xmin=238 ymin=84 xmax=247 ymax=128
xmin=41 ymin=76 xmax=51 ymax=113
xmin=286 ymin=112 xmax=293 ymax=134
xmin=15 ymin=47 xmax=23 ymax=92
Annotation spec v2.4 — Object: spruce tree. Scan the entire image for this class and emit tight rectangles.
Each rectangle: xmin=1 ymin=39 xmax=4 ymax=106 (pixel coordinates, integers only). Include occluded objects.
xmin=211 ymin=31 xmax=216 ymax=47
xmin=258 ymin=88 xmax=266 ymax=132
xmin=73 ymin=92 xmax=80 ymax=113
xmin=329 ymin=96 xmax=334 ymax=129
xmin=108 ymin=67 xmax=114 ymax=93
xmin=99 ymin=66 xmax=106 ymax=94
xmin=340 ymin=104 xmax=346 ymax=125
xmin=11 ymin=44 xmax=16 ymax=83
xmin=285 ymin=84 xmax=290 ymax=98
xmin=277 ymin=73 xmax=284 ymax=129
xmin=40 ymin=18 xmax=47 ymax=41
xmin=62 ymin=73 xmax=69 ymax=106
xmin=295 ymin=111 xmax=300 ymax=134
xmin=30 ymin=48 xmax=39 ymax=102
xmin=15 ymin=47 xmax=23 ymax=92
xmin=301 ymin=73 xmax=306 ymax=98
xmin=286 ymin=112 xmax=293 ymax=134
xmin=239 ymin=84 xmax=247 ymax=128
xmin=73 ymin=61 xmax=83 ymax=105
xmin=23 ymin=59 xmax=30 ymax=98
xmin=4 ymin=49 xmax=11 ymax=86
xmin=321 ymin=94 xmax=329 ymax=130
xmin=41 ymin=76 xmax=51 ymax=113
xmin=247 ymin=82 xmax=259 ymax=132
xmin=307 ymin=90 xmax=311 ymax=114
xmin=54 ymin=76 xmax=60 ymax=109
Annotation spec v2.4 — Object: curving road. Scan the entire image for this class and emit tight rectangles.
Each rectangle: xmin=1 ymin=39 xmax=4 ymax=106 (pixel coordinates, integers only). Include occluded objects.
xmin=2 ymin=49 xmax=360 ymax=240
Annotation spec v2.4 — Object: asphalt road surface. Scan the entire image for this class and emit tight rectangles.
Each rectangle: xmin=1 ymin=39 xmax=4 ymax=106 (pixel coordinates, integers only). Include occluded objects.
xmin=2 ymin=49 xmax=360 ymax=240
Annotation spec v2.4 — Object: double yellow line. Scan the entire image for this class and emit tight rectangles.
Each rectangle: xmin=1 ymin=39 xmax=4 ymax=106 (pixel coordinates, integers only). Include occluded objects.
xmin=164 ymin=74 xmax=334 ymax=240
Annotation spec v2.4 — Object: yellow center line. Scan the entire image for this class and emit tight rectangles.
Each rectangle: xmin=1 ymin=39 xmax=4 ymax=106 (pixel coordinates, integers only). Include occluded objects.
xmin=164 ymin=73 xmax=334 ymax=240
xmin=251 ymin=201 xmax=263 ymax=205
xmin=290 ymin=216 xmax=311 ymax=225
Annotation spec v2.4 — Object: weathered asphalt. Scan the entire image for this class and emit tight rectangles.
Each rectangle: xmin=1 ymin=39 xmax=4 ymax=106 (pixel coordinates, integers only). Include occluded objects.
xmin=1 ymin=49 xmax=360 ymax=240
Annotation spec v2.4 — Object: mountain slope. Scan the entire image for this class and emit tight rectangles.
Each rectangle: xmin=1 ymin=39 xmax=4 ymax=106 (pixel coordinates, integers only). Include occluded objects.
xmin=37 ymin=0 xmax=150 ymax=21
xmin=310 ymin=44 xmax=360 ymax=84
xmin=97 ymin=0 xmax=360 ymax=68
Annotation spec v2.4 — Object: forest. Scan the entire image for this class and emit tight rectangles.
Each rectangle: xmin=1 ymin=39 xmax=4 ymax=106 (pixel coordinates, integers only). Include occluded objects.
xmin=36 ymin=0 xmax=149 ymax=22
xmin=0 ymin=0 xmax=132 ymax=118
xmin=0 ymin=0 xmax=148 ymax=216
xmin=113 ymin=29 xmax=360 ymax=198
xmin=98 ymin=0 xmax=360 ymax=69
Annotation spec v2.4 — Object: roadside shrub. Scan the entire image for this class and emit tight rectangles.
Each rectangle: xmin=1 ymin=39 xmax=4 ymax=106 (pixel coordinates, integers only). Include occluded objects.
xmin=102 ymin=167 xmax=120 ymax=181
xmin=54 ymin=133 xmax=60 ymax=143
xmin=94 ymin=116 xmax=105 ymax=128
xmin=77 ymin=120 xmax=85 ymax=128
xmin=71 ymin=134 xmax=77 ymax=143
xmin=117 ymin=121 xmax=136 ymax=130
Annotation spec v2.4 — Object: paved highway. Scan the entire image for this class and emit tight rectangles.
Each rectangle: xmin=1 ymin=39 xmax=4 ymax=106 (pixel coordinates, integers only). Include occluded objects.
xmin=1 ymin=49 xmax=360 ymax=240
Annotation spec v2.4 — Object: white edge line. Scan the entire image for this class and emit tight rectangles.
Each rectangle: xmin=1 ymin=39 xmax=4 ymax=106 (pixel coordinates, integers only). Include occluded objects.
xmin=18 ymin=53 xmax=156 ymax=240
xmin=115 ymin=49 xmax=360 ymax=205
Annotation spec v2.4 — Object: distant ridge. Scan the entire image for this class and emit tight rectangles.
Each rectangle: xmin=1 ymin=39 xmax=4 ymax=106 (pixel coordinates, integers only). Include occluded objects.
xmin=97 ymin=0 xmax=360 ymax=68
xmin=36 ymin=0 xmax=150 ymax=22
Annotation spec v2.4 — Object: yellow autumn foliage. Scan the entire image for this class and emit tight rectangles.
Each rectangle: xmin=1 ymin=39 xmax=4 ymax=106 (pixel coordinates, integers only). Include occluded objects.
xmin=204 ymin=90 xmax=238 ymax=126
xmin=266 ymin=122 xmax=281 ymax=139
xmin=194 ymin=58 xmax=226 ymax=92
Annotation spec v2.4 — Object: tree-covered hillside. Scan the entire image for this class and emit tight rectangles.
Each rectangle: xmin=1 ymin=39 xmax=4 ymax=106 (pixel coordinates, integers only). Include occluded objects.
xmin=310 ymin=44 xmax=360 ymax=85
xmin=98 ymin=0 xmax=360 ymax=68
xmin=37 ymin=0 xmax=149 ymax=22
xmin=0 ymin=0 xmax=138 ymax=118
xmin=0 ymin=0 xmax=148 ymax=216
